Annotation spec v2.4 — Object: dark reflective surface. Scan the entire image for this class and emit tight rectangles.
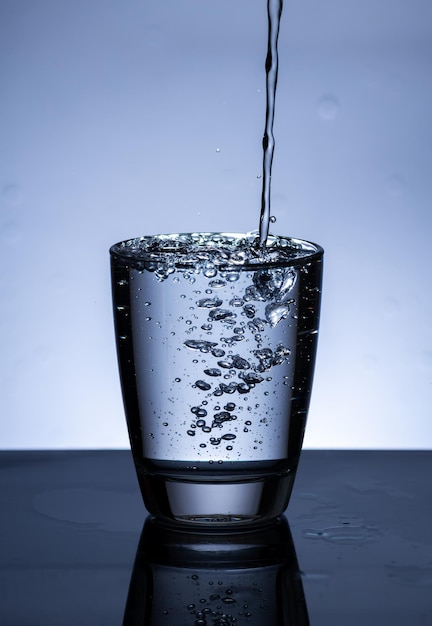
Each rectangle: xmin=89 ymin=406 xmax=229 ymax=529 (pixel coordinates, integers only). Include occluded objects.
xmin=123 ymin=516 xmax=309 ymax=625
xmin=0 ymin=450 xmax=431 ymax=625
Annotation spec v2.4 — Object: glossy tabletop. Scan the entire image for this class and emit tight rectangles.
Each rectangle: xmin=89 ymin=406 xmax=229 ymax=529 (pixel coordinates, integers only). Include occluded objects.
xmin=0 ymin=450 xmax=431 ymax=625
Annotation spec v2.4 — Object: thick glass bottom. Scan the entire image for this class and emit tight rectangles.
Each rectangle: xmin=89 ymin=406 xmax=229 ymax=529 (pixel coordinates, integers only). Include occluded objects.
xmin=136 ymin=465 xmax=296 ymax=528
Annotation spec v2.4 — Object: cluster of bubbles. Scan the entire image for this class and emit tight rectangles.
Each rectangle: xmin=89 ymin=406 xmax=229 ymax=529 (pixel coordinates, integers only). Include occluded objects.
xmin=111 ymin=231 xmax=316 ymax=280
xmin=185 ymin=582 xmax=257 ymax=625
xmin=174 ymin=241 xmax=299 ymax=453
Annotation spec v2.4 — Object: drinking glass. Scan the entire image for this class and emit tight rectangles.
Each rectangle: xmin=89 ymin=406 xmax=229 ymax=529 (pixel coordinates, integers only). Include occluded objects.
xmin=110 ymin=232 xmax=323 ymax=527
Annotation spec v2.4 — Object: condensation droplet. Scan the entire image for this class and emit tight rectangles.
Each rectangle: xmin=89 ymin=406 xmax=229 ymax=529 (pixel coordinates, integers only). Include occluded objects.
xmin=146 ymin=24 xmax=164 ymax=48
xmin=2 ymin=184 xmax=23 ymax=207
xmin=382 ymin=297 xmax=400 ymax=316
xmin=418 ymin=350 xmax=432 ymax=371
xmin=385 ymin=174 xmax=406 ymax=197
xmin=1 ymin=221 xmax=21 ymax=244
xmin=317 ymin=95 xmax=339 ymax=121
xmin=386 ymin=73 xmax=402 ymax=96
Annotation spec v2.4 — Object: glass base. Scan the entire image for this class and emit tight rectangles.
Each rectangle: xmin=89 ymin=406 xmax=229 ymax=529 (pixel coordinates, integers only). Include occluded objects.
xmin=139 ymin=471 xmax=296 ymax=528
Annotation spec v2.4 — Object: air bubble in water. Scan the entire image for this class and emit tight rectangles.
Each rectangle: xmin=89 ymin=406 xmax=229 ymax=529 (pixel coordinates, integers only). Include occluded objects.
xmin=184 ymin=340 xmax=218 ymax=352
xmin=197 ymin=297 xmax=223 ymax=309
xmin=195 ymin=380 xmax=211 ymax=391
xmin=209 ymin=279 xmax=226 ymax=288
xmin=225 ymin=272 xmax=240 ymax=282
xmin=265 ymin=301 xmax=292 ymax=327
xmin=230 ymin=297 xmax=244 ymax=307
xmin=232 ymin=355 xmax=250 ymax=370
xmin=204 ymin=368 xmax=221 ymax=377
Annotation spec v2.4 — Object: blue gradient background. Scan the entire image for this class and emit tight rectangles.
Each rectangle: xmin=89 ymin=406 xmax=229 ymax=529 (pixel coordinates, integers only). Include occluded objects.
xmin=1 ymin=0 xmax=431 ymax=449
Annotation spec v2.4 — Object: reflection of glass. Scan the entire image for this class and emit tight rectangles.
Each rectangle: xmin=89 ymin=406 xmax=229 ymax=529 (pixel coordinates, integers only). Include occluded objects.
xmin=123 ymin=515 xmax=309 ymax=625
xmin=111 ymin=232 xmax=323 ymax=527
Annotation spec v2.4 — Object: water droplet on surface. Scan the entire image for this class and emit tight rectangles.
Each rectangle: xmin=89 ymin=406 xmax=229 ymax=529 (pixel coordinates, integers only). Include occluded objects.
xmin=303 ymin=525 xmax=381 ymax=543
xmin=386 ymin=174 xmax=406 ymax=197
xmin=1 ymin=221 xmax=21 ymax=243
xmin=386 ymin=73 xmax=402 ymax=96
xmin=146 ymin=24 xmax=164 ymax=48
xmin=317 ymin=95 xmax=339 ymax=121
xmin=418 ymin=351 xmax=432 ymax=371
xmin=2 ymin=184 xmax=23 ymax=207
xmin=382 ymin=297 xmax=399 ymax=316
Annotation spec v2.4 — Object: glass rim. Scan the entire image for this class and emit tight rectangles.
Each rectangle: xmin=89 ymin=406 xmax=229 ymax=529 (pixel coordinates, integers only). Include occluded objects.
xmin=109 ymin=232 xmax=323 ymax=270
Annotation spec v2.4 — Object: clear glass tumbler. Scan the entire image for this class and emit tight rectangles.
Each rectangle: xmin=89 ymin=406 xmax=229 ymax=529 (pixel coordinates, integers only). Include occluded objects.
xmin=110 ymin=232 xmax=323 ymax=527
